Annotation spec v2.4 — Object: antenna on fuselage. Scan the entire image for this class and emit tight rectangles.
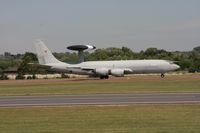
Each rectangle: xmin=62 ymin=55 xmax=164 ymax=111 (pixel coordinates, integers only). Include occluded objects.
xmin=67 ymin=45 xmax=96 ymax=63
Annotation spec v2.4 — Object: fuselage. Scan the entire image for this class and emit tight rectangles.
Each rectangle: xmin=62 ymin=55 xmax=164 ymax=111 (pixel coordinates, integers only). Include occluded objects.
xmin=48 ymin=59 xmax=180 ymax=75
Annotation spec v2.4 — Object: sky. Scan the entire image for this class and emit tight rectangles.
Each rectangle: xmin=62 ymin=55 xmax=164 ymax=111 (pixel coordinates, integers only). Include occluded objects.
xmin=0 ymin=0 xmax=200 ymax=54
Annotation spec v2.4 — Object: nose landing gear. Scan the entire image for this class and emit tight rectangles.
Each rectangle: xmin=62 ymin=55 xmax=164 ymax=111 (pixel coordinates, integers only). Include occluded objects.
xmin=161 ymin=73 xmax=165 ymax=78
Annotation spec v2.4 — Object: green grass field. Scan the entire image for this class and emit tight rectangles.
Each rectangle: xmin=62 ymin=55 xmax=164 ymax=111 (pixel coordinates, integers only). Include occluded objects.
xmin=0 ymin=75 xmax=200 ymax=133
xmin=0 ymin=75 xmax=200 ymax=95
xmin=0 ymin=105 xmax=200 ymax=133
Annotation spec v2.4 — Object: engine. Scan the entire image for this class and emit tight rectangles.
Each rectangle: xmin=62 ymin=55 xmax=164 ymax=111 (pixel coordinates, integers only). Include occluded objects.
xmin=95 ymin=68 xmax=109 ymax=76
xmin=110 ymin=69 xmax=125 ymax=77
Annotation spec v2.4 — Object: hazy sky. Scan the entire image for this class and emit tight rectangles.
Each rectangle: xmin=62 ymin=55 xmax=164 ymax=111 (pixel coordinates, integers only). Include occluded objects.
xmin=0 ymin=0 xmax=200 ymax=54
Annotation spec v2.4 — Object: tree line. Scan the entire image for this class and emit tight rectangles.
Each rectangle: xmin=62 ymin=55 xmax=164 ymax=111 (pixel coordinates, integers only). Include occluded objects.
xmin=0 ymin=46 xmax=200 ymax=79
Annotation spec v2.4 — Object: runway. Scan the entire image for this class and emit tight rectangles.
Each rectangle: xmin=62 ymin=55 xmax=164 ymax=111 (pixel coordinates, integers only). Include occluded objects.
xmin=0 ymin=93 xmax=200 ymax=107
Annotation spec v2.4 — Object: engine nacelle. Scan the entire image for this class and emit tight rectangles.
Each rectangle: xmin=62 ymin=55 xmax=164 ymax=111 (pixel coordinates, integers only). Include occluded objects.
xmin=110 ymin=69 xmax=125 ymax=77
xmin=95 ymin=68 xmax=109 ymax=76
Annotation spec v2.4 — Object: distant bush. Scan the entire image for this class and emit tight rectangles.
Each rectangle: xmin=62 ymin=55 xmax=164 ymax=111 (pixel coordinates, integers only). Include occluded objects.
xmin=32 ymin=74 xmax=36 ymax=79
xmin=26 ymin=75 xmax=37 ymax=80
xmin=188 ymin=67 xmax=196 ymax=73
xmin=0 ymin=74 xmax=9 ymax=80
xmin=26 ymin=76 xmax=32 ymax=79
xmin=15 ymin=74 xmax=25 ymax=80
xmin=61 ymin=73 xmax=70 ymax=78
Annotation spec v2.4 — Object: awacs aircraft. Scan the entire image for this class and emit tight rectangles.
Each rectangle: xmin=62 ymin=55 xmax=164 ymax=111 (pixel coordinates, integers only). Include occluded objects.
xmin=34 ymin=40 xmax=180 ymax=79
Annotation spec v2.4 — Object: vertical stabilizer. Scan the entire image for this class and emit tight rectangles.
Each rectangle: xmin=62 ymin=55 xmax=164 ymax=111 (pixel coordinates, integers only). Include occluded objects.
xmin=35 ymin=40 xmax=61 ymax=65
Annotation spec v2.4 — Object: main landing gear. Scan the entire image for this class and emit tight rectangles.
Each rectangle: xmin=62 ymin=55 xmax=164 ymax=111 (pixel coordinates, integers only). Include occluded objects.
xmin=161 ymin=73 xmax=165 ymax=78
xmin=100 ymin=75 xmax=109 ymax=79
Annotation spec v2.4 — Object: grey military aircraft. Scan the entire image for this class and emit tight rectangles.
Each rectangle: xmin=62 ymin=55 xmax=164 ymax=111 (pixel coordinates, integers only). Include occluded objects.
xmin=34 ymin=40 xmax=180 ymax=79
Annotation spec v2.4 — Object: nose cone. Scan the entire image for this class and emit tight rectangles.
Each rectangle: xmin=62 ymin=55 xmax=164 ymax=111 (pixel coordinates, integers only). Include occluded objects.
xmin=172 ymin=64 xmax=180 ymax=70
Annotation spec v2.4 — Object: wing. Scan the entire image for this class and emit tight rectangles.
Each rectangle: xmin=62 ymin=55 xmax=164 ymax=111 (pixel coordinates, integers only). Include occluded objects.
xmin=66 ymin=66 xmax=95 ymax=71
xmin=67 ymin=66 xmax=132 ymax=73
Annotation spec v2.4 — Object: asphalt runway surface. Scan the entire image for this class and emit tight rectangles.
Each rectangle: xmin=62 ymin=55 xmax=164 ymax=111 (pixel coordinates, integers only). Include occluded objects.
xmin=0 ymin=93 xmax=200 ymax=107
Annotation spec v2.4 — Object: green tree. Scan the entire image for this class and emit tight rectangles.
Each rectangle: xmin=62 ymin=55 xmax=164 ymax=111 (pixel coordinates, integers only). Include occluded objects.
xmin=16 ymin=52 xmax=38 ymax=79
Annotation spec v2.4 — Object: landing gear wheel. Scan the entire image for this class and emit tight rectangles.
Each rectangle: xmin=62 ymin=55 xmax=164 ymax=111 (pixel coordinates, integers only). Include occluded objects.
xmin=105 ymin=75 xmax=109 ymax=79
xmin=100 ymin=76 xmax=104 ymax=79
xmin=161 ymin=73 xmax=165 ymax=78
xmin=99 ymin=75 xmax=109 ymax=79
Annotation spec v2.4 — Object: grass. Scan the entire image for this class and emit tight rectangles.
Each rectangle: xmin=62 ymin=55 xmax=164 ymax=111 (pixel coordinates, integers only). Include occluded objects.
xmin=0 ymin=75 xmax=200 ymax=95
xmin=0 ymin=105 xmax=200 ymax=133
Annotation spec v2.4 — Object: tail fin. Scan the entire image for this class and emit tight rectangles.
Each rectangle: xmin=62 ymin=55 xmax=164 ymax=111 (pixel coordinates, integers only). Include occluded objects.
xmin=35 ymin=40 xmax=61 ymax=65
